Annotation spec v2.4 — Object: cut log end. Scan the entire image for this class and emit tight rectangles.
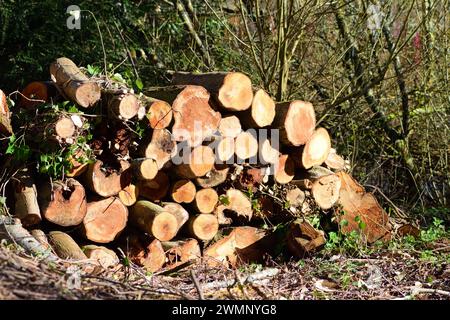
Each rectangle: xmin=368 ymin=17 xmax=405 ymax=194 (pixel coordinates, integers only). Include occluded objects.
xmin=195 ymin=188 xmax=219 ymax=214
xmin=138 ymin=171 xmax=170 ymax=201
xmin=145 ymin=129 xmax=177 ymax=169
xmin=55 ymin=117 xmax=75 ymax=138
xmin=147 ymin=100 xmax=173 ymax=129
xmin=216 ymin=136 xmax=235 ymax=163
xmin=84 ymin=160 xmax=130 ymax=197
xmin=249 ymin=89 xmax=276 ymax=127
xmin=171 ymin=179 xmax=196 ymax=204
xmin=287 ymin=220 xmax=326 ymax=258
xmin=110 ymin=93 xmax=140 ymax=120
xmin=311 ymin=174 xmax=341 ymax=210
xmin=234 ymin=131 xmax=258 ymax=160
xmin=118 ymin=183 xmax=139 ymax=206
xmin=218 ymin=72 xmax=253 ymax=111
xmin=195 ymin=165 xmax=229 ymax=188
xmin=176 ymin=145 xmax=215 ymax=178
xmin=133 ymin=158 xmax=158 ymax=180
xmin=301 ymin=127 xmax=331 ymax=169
xmin=274 ymin=155 xmax=295 ymax=184
xmin=325 ymin=148 xmax=346 ymax=171
xmin=186 ymin=214 xmax=219 ymax=241
xmin=218 ymin=115 xmax=242 ymax=138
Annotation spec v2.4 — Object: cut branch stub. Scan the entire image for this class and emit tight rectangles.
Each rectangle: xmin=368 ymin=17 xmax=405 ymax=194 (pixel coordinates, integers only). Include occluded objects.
xmin=171 ymin=179 xmax=196 ymax=204
xmin=130 ymin=200 xmax=178 ymax=241
xmin=218 ymin=115 xmax=242 ymax=138
xmin=84 ymin=160 xmax=131 ymax=197
xmin=311 ymin=174 xmax=341 ymax=210
xmin=171 ymin=85 xmax=221 ymax=146
xmin=145 ymin=129 xmax=177 ymax=169
xmin=336 ymin=171 xmax=391 ymax=243
xmin=108 ymin=93 xmax=140 ymax=120
xmin=272 ymin=101 xmax=316 ymax=146
xmin=137 ymin=171 xmax=169 ymax=201
xmin=0 ymin=89 xmax=13 ymax=135
xmin=38 ymin=178 xmax=87 ymax=226
xmin=83 ymin=197 xmax=128 ymax=243
xmin=185 ymin=214 xmax=219 ymax=241
xmin=172 ymin=72 xmax=253 ymax=111
xmin=175 ymin=145 xmax=215 ymax=178
xmin=145 ymin=98 xmax=173 ymax=129
xmin=299 ymin=127 xmax=331 ymax=169
xmin=49 ymin=57 xmax=100 ymax=108
xmin=240 ymin=89 xmax=276 ymax=128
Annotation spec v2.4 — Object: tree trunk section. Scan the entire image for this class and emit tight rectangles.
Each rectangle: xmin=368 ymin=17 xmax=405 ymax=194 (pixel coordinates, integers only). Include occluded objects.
xmin=83 ymin=197 xmax=128 ymax=243
xmin=295 ymin=128 xmax=331 ymax=169
xmin=195 ymin=165 xmax=229 ymax=188
xmin=118 ymin=183 xmax=139 ymax=206
xmin=218 ymin=115 xmax=242 ymax=138
xmin=216 ymin=136 xmax=235 ymax=163
xmin=107 ymin=93 xmax=140 ymax=120
xmin=82 ymin=245 xmax=119 ymax=268
xmin=171 ymin=179 xmax=196 ymax=204
xmin=240 ymin=89 xmax=275 ymax=128
xmin=172 ymin=72 xmax=253 ymax=111
xmin=162 ymin=239 xmax=201 ymax=268
xmin=162 ymin=202 xmax=189 ymax=232
xmin=194 ymin=188 xmax=218 ymax=214
xmin=49 ymin=57 xmax=101 ymax=108
xmin=19 ymin=81 xmax=58 ymax=109
xmin=38 ymin=178 xmax=87 ymax=226
xmin=144 ymin=129 xmax=177 ymax=170
xmin=274 ymin=154 xmax=295 ymax=184
xmin=130 ymin=200 xmax=178 ymax=241
xmin=311 ymin=174 xmax=341 ymax=210
xmin=325 ymin=148 xmax=346 ymax=171
xmin=13 ymin=168 xmax=41 ymax=227
xmin=286 ymin=220 xmax=326 ymax=258
xmin=48 ymin=231 xmax=87 ymax=260
xmin=144 ymin=97 xmax=173 ymax=129
xmin=132 ymin=158 xmax=158 ymax=180
xmin=234 ymin=131 xmax=258 ymax=160
xmin=185 ymin=213 xmax=219 ymax=241
xmin=84 ymin=160 xmax=131 ymax=197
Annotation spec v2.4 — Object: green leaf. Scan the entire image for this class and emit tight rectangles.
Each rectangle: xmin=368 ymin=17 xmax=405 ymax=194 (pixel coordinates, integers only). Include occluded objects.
xmin=219 ymin=195 xmax=230 ymax=206
xmin=135 ymin=78 xmax=143 ymax=91
xmin=340 ymin=219 xmax=349 ymax=227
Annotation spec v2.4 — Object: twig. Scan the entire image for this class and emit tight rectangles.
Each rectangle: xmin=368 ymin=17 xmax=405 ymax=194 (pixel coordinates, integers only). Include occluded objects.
xmin=190 ymin=270 xmax=205 ymax=300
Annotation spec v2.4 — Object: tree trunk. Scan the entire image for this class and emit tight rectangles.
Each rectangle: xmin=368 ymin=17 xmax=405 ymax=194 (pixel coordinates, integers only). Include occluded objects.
xmin=195 ymin=165 xmax=229 ymax=188
xmin=144 ymin=129 xmax=177 ymax=170
xmin=107 ymin=93 xmax=140 ymax=120
xmin=286 ymin=188 xmax=306 ymax=208
xmin=118 ymin=183 xmax=139 ymax=206
xmin=172 ymin=72 xmax=253 ymax=111
xmin=137 ymin=171 xmax=170 ymax=201
xmin=218 ymin=115 xmax=242 ymax=138
xmin=223 ymin=189 xmax=252 ymax=220
xmin=49 ymin=57 xmax=101 ymax=108
xmin=130 ymin=200 xmax=178 ymax=241
xmin=84 ymin=160 xmax=131 ymax=197
xmin=82 ymin=245 xmax=119 ymax=268
xmin=19 ymin=81 xmax=58 ymax=109
xmin=234 ymin=131 xmax=258 ymax=160
xmin=83 ymin=197 xmax=128 ymax=243
xmin=272 ymin=101 xmax=316 ymax=146
xmin=143 ymin=97 xmax=173 ymax=129
xmin=38 ymin=178 xmax=87 ymax=226
xmin=170 ymin=179 xmax=197 ymax=204
xmin=30 ymin=229 xmax=51 ymax=251
xmin=126 ymin=235 xmax=166 ymax=273
xmin=175 ymin=145 xmax=215 ymax=178
xmin=171 ymin=85 xmax=221 ymax=147
xmin=194 ymin=188 xmax=219 ymax=214
xmin=48 ymin=231 xmax=87 ymax=260
xmin=54 ymin=116 xmax=76 ymax=140
xmin=274 ymin=154 xmax=295 ymax=184
xmin=286 ymin=220 xmax=326 ymax=258
xmin=0 ymin=89 xmax=12 ymax=135
xmin=13 ymin=168 xmax=41 ymax=227
xmin=185 ymin=213 xmax=219 ymax=241
xmin=239 ymin=89 xmax=276 ymax=128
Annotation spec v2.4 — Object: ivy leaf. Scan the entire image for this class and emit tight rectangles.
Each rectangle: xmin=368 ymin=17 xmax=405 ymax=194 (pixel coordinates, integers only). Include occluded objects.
xmin=135 ymin=78 xmax=143 ymax=91
xmin=219 ymin=195 xmax=230 ymax=206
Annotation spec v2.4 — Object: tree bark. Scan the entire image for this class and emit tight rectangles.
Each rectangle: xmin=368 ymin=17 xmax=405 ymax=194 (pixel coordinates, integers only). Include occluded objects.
xmin=13 ymin=168 xmax=41 ymax=227
xmin=48 ymin=231 xmax=87 ymax=260
xmin=0 ymin=89 xmax=12 ymax=135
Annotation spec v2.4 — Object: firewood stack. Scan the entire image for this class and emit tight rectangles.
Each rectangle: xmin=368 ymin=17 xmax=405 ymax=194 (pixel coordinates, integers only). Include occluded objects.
xmin=0 ymin=58 xmax=392 ymax=271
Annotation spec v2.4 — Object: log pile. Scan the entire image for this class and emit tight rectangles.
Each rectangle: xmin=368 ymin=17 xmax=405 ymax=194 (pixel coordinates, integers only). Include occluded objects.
xmin=0 ymin=57 xmax=392 ymax=271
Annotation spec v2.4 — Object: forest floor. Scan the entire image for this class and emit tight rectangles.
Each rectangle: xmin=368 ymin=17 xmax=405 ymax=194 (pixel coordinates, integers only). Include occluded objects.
xmin=0 ymin=231 xmax=448 ymax=300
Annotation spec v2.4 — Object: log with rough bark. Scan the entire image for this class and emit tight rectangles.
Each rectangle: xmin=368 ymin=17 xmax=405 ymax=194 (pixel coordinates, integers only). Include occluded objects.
xmin=234 ymin=131 xmax=258 ymax=160
xmin=311 ymin=174 xmax=341 ymax=210
xmin=185 ymin=213 xmax=219 ymax=241
xmin=171 ymin=179 xmax=196 ymax=204
xmin=0 ymin=216 xmax=57 ymax=261
xmin=13 ymin=168 xmax=42 ymax=227
xmin=274 ymin=154 xmax=295 ymax=184
xmin=49 ymin=57 xmax=101 ymax=108
xmin=132 ymin=158 xmax=158 ymax=180
xmin=175 ymin=145 xmax=215 ymax=178
xmin=82 ymin=245 xmax=119 ymax=268
xmin=237 ymin=167 xmax=264 ymax=192
xmin=107 ymin=93 xmax=140 ymax=120
xmin=294 ymin=127 xmax=331 ymax=169
xmin=38 ymin=178 xmax=87 ymax=226
xmin=144 ymin=97 xmax=173 ymax=129
xmin=137 ymin=171 xmax=170 ymax=201
xmin=194 ymin=188 xmax=218 ymax=214
xmin=272 ymin=100 xmax=316 ymax=146
xmin=215 ymin=136 xmax=235 ymax=163
xmin=162 ymin=239 xmax=201 ymax=268
xmin=0 ymin=89 xmax=13 ymax=135
xmin=172 ymin=72 xmax=253 ymax=111
xmin=130 ymin=200 xmax=178 ymax=241
xmin=48 ymin=231 xmax=87 ymax=260
xmin=84 ymin=160 xmax=131 ymax=197
xmin=83 ymin=197 xmax=128 ymax=243
xmin=195 ymin=165 xmax=229 ymax=188
xmin=325 ymin=148 xmax=346 ymax=171
xmin=171 ymin=85 xmax=221 ymax=146
xmin=218 ymin=115 xmax=242 ymax=138
xmin=118 ymin=183 xmax=139 ymax=206
xmin=336 ymin=171 xmax=391 ymax=243
xmin=286 ymin=220 xmax=326 ymax=258
xmin=162 ymin=202 xmax=189 ymax=232
xmin=240 ymin=89 xmax=275 ymax=128
xmin=144 ymin=129 xmax=177 ymax=170
xmin=204 ymin=226 xmax=268 ymax=267
xmin=19 ymin=81 xmax=58 ymax=109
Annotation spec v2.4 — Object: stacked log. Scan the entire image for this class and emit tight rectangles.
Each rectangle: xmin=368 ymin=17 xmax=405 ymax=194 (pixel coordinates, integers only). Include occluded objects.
xmin=0 ymin=57 xmax=392 ymax=272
